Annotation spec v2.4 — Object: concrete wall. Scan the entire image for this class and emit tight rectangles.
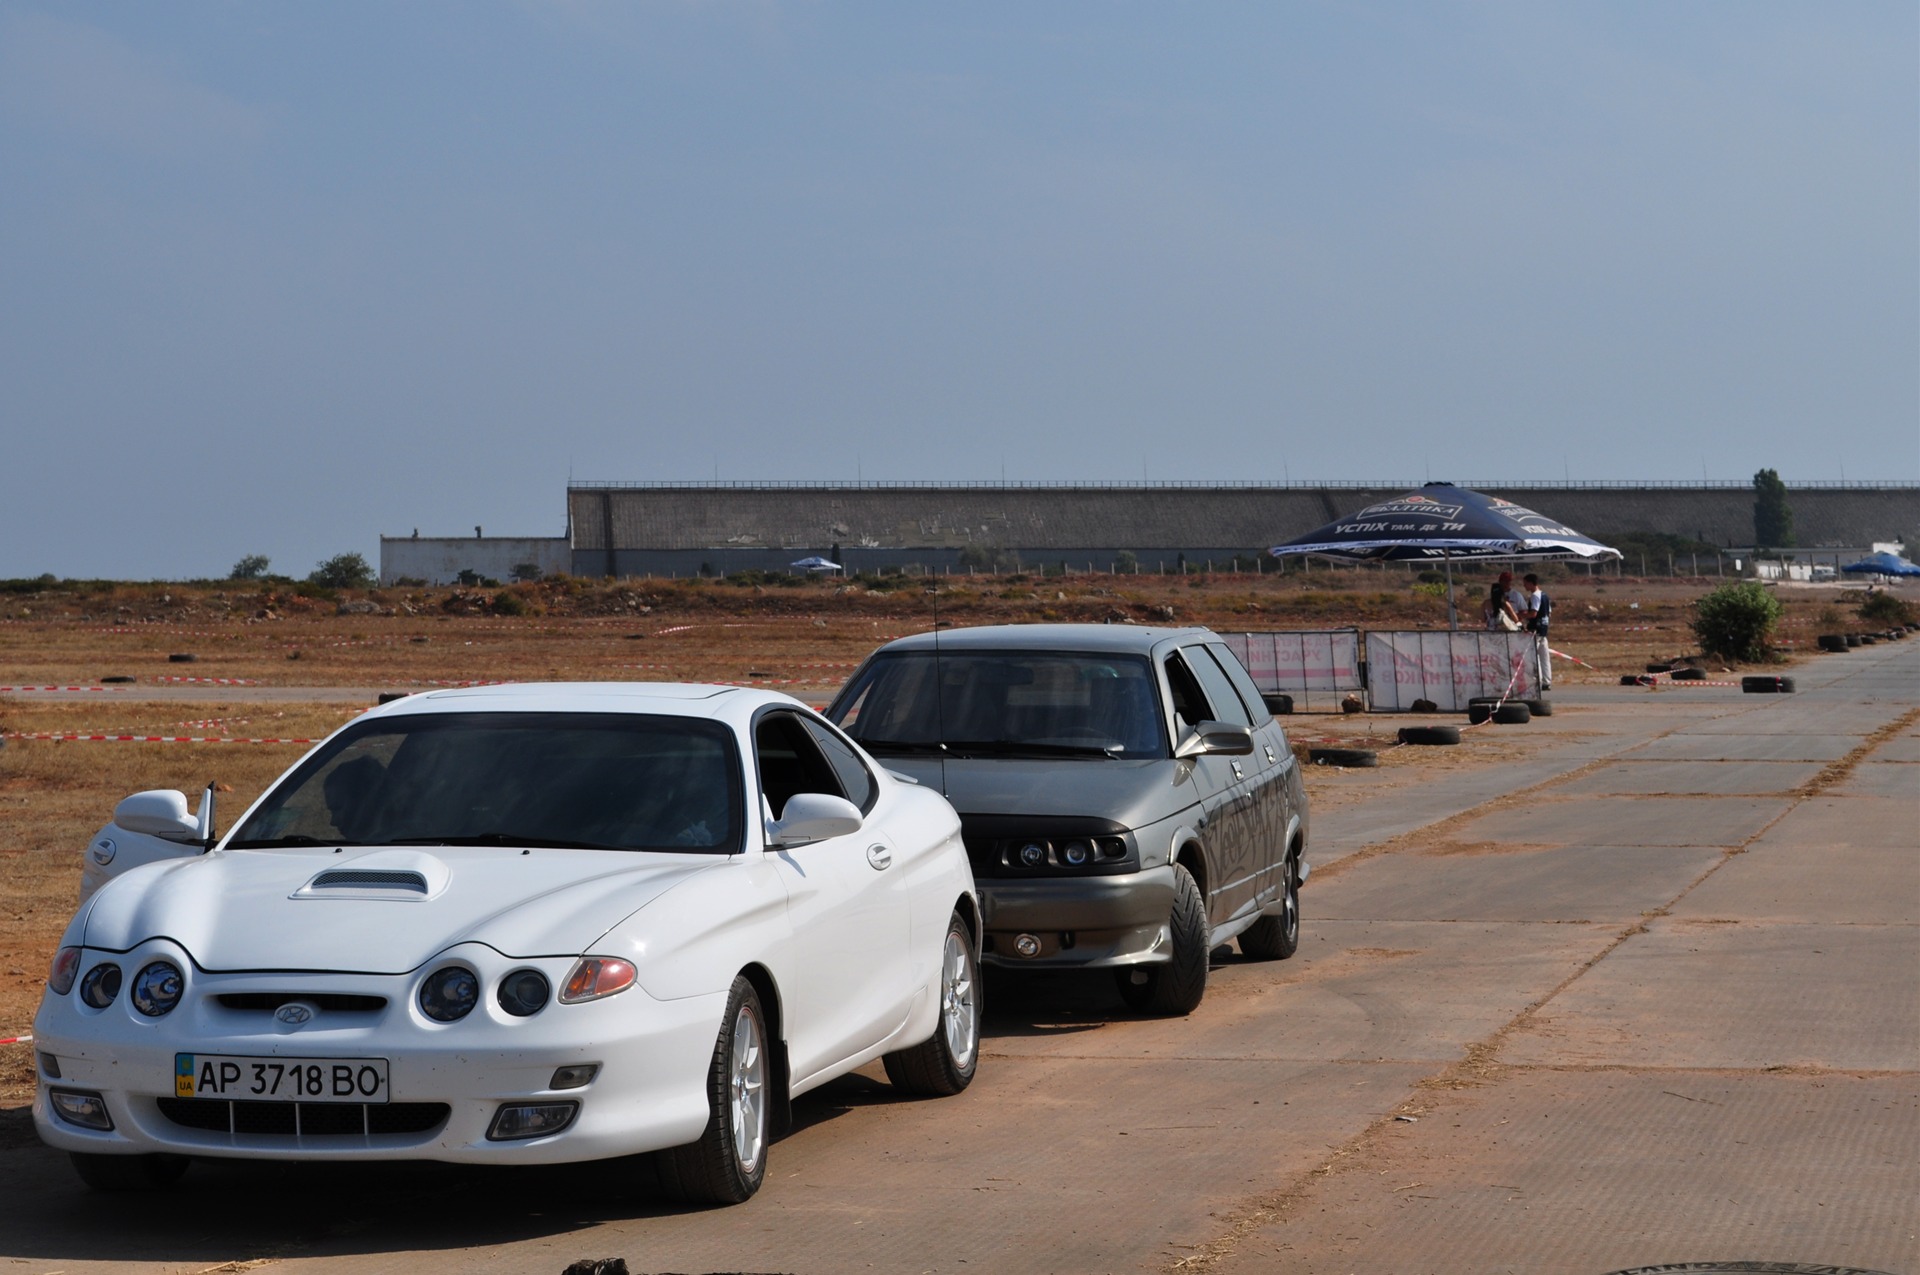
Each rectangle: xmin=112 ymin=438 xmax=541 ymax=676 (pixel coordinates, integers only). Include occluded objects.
xmin=380 ymin=536 xmax=571 ymax=586
xmin=566 ymin=483 xmax=1920 ymax=578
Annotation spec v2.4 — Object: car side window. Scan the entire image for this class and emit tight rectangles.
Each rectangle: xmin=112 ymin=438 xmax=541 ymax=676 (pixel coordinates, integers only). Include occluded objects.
xmin=801 ymin=717 xmax=878 ymax=814
xmin=1201 ymin=643 xmax=1270 ymax=728
xmin=755 ymin=712 xmax=847 ymax=821
xmin=1184 ymin=644 xmax=1255 ymax=729
xmin=1162 ymin=650 xmax=1216 ymax=731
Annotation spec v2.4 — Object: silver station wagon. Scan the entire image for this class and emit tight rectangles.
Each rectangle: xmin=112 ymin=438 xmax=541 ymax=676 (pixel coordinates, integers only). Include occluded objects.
xmin=828 ymin=624 xmax=1308 ymax=1015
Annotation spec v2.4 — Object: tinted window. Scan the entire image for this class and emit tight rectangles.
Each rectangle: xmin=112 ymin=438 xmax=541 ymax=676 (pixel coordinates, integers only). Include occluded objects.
xmin=756 ymin=712 xmax=848 ymax=820
xmin=802 ymin=717 xmax=877 ymax=812
xmin=230 ymin=713 xmax=743 ymax=853
xmin=1162 ymin=650 xmax=1215 ymax=731
xmin=1200 ymin=643 xmax=1269 ymax=727
xmin=829 ymin=651 xmax=1166 ymax=758
xmin=1183 ymin=644 xmax=1254 ymax=728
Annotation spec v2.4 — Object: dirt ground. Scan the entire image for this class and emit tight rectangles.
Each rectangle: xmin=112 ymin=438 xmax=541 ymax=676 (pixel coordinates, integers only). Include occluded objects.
xmin=0 ymin=571 xmax=1895 ymax=1108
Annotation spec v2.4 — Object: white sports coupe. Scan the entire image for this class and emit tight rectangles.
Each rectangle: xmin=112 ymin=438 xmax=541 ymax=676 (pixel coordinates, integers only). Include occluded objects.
xmin=34 ymin=683 xmax=981 ymax=1204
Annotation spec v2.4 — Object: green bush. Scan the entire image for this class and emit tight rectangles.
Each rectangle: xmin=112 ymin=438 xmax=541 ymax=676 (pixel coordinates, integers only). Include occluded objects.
xmin=310 ymin=552 xmax=375 ymax=590
xmin=1858 ymin=591 xmax=1915 ymax=626
xmin=1690 ymin=581 xmax=1783 ymax=661
xmin=490 ymin=591 xmax=529 ymax=616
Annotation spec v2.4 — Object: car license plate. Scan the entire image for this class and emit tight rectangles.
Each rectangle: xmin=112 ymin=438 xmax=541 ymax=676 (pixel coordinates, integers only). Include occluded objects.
xmin=175 ymin=1053 xmax=389 ymax=1103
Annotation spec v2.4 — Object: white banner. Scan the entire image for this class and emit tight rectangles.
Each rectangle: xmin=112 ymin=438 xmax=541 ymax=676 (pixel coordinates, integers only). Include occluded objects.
xmin=1363 ymin=631 xmax=1542 ymax=711
xmin=1218 ymin=631 xmax=1364 ymax=700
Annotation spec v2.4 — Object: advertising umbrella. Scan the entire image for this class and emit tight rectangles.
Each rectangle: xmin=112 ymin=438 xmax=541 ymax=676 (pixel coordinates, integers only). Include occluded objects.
xmin=1269 ymin=482 xmax=1623 ymax=628
xmin=1840 ymin=551 xmax=1920 ymax=578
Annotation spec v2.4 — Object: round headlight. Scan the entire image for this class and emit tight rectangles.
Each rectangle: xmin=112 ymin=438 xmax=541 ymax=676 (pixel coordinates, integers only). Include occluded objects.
xmin=497 ymin=969 xmax=550 ymax=1018
xmin=1018 ymin=842 xmax=1046 ymax=867
xmin=130 ymin=961 xmax=184 ymax=1017
xmin=79 ymin=963 xmax=122 ymax=1009
xmin=419 ymin=966 xmax=479 ymax=1022
xmin=1061 ymin=840 xmax=1091 ymax=866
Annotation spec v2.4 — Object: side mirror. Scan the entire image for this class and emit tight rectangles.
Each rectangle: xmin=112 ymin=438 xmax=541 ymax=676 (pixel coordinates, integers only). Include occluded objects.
xmin=1174 ymin=721 xmax=1254 ymax=759
xmin=113 ymin=790 xmax=202 ymax=843
xmin=769 ymin=792 xmax=864 ymax=847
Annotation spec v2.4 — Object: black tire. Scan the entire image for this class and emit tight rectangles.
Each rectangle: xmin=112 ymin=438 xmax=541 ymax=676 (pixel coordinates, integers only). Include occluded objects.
xmin=1308 ymin=747 xmax=1378 ymax=766
xmin=167 ymin=653 xmax=196 ymax=664
xmin=1523 ymin=698 xmax=1554 ymax=716
xmin=1645 ymin=662 xmax=1671 ymax=674
xmin=1670 ymin=667 xmax=1705 ymax=681
xmin=1114 ymin=863 xmax=1207 ymax=1015
xmin=1238 ymin=855 xmax=1300 ymax=961
xmin=883 ymin=911 xmax=980 ymax=1097
xmin=100 ymin=675 xmax=135 ymax=684
xmin=1491 ymin=702 xmax=1531 ymax=724
xmin=1261 ymin=692 xmax=1293 ymax=716
xmin=1818 ymin=634 xmax=1848 ymax=652
xmin=1397 ymin=725 xmax=1460 ymax=745
xmin=377 ymin=691 xmax=411 ymax=704
xmin=69 ymin=1152 xmax=189 ymax=1191
xmin=1844 ymin=633 xmax=1861 ymax=647
xmin=1860 ymin=634 xmax=1878 ymax=644
xmin=1741 ymin=675 xmax=1796 ymax=694
xmin=1619 ymin=674 xmax=1647 ymax=686
xmin=655 ymin=977 xmax=771 ymax=1205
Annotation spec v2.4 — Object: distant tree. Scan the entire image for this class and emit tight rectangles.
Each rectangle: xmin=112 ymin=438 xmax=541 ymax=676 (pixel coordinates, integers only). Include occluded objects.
xmin=230 ymin=554 xmax=271 ymax=580
xmin=1752 ymin=469 xmax=1794 ymax=549
xmin=309 ymin=552 xmax=375 ymax=590
xmin=510 ymin=562 xmax=543 ymax=583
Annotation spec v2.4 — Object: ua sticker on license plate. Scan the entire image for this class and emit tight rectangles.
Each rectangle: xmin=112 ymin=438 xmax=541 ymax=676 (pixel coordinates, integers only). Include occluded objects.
xmin=175 ymin=1054 xmax=389 ymax=1103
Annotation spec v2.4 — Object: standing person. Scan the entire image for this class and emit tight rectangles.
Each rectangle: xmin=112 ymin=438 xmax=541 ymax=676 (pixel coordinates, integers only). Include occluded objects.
xmin=1523 ymin=572 xmax=1552 ymax=690
xmin=1484 ymin=580 xmax=1521 ymax=631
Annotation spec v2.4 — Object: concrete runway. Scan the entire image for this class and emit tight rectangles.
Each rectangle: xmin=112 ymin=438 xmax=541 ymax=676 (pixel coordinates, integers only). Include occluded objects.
xmin=1 ymin=641 xmax=1914 ymax=1274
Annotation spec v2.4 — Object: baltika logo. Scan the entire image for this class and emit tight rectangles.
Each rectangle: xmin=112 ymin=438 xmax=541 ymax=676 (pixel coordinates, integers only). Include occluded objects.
xmin=1356 ymin=498 xmax=1464 ymax=520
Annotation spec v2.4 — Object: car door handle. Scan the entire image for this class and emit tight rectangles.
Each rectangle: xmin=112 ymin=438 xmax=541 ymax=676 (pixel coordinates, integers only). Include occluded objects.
xmin=866 ymin=844 xmax=893 ymax=871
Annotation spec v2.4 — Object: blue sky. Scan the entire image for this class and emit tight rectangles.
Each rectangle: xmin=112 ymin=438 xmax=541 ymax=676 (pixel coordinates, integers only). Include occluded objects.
xmin=2 ymin=2 xmax=1914 ymax=579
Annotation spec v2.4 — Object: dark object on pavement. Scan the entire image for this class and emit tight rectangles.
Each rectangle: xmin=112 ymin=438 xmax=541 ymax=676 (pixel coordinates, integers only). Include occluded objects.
xmin=1670 ymin=667 xmax=1706 ymax=681
xmin=377 ymin=691 xmax=411 ymax=704
xmin=1844 ymin=633 xmax=1861 ymax=647
xmin=101 ymin=675 xmax=135 ymax=684
xmin=1469 ymin=699 xmax=1531 ymax=724
xmin=1398 ymin=726 xmax=1460 ymax=745
xmin=1309 ymin=747 xmax=1378 ymax=767
xmin=167 ymin=653 xmax=196 ymax=663
xmin=1410 ymin=698 xmax=1438 ymax=713
xmin=1261 ymin=692 xmax=1294 ymax=715
xmin=1523 ymin=698 xmax=1553 ymax=716
xmin=1817 ymin=634 xmax=1849 ymax=652
xmin=1741 ymin=675 xmax=1796 ymax=694
xmin=561 ymin=1261 xmax=631 ymax=1275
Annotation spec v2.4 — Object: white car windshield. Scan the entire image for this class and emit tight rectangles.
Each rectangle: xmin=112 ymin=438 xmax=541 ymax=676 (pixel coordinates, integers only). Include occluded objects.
xmin=831 ymin=651 xmax=1166 ymax=759
xmin=228 ymin=712 xmax=744 ymax=853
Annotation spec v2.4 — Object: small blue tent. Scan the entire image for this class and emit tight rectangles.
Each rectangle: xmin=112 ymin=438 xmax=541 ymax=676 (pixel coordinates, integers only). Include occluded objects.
xmin=1840 ymin=551 xmax=1920 ymax=578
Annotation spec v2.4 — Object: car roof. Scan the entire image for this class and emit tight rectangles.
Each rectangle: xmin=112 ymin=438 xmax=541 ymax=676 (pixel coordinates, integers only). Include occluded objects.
xmin=366 ymin=681 xmax=810 ymax=726
xmin=867 ymin=622 xmax=1217 ymax=656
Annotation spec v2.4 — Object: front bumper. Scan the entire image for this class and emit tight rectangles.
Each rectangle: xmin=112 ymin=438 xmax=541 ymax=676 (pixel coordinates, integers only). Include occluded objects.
xmin=32 ymin=946 xmax=725 ymax=1166
xmin=977 ymin=864 xmax=1175 ymax=969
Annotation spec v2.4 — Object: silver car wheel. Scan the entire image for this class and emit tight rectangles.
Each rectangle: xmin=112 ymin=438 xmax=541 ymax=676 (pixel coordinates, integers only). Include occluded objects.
xmin=940 ymin=927 xmax=979 ymax=1071
xmin=728 ymin=1001 xmax=767 ymax=1176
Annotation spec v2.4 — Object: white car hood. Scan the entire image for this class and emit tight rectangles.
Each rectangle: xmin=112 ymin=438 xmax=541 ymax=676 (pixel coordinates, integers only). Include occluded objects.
xmin=81 ymin=845 xmax=719 ymax=974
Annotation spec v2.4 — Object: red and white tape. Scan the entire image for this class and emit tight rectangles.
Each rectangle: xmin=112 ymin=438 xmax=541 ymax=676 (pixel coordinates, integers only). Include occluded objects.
xmin=2 ymin=733 xmax=317 ymax=744
xmin=151 ymin=676 xmax=258 ymax=686
xmin=0 ymin=1035 xmax=31 ymax=1046
xmin=0 ymin=685 xmax=125 ymax=693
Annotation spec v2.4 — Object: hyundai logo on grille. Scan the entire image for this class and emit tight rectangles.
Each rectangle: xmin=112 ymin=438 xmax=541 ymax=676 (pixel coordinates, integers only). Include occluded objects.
xmin=274 ymin=1003 xmax=315 ymax=1026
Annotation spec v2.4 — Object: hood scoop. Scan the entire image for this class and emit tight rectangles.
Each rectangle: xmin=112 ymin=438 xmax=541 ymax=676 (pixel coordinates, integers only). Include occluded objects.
xmin=292 ymin=850 xmax=452 ymax=902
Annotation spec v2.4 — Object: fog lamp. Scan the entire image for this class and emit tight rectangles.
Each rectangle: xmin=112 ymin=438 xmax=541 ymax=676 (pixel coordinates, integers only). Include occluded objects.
xmin=49 ymin=1088 xmax=113 ymax=1131
xmin=487 ymin=1101 xmax=579 ymax=1141
xmin=1013 ymin=933 xmax=1042 ymax=958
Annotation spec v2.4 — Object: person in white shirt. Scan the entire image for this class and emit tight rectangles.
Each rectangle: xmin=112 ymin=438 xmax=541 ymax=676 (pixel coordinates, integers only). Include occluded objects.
xmin=1522 ymin=572 xmax=1552 ymax=690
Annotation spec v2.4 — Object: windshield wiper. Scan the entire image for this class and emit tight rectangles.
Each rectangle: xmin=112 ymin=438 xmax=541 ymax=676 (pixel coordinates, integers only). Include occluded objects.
xmin=373 ymin=833 xmax=633 ymax=851
xmin=941 ymin=739 xmax=1123 ymax=759
xmin=225 ymin=834 xmax=333 ymax=849
xmin=849 ymin=739 xmax=947 ymax=756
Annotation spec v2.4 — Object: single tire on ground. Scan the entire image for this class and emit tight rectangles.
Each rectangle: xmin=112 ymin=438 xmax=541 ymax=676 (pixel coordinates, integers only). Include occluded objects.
xmin=1523 ymin=698 xmax=1554 ymax=716
xmin=1844 ymin=633 xmax=1861 ymax=647
xmin=377 ymin=691 xmax=411 ymax=704
xmin=1238 ymin=853 xmax=1301 ymax=961
xmin=167 ymin=653 xmax=196 ymax=664
xmin=1741 ymin=675 xmax=1796 ymax=694
xmin=655 ymin=976 xmax=771 ymax=1205
xmin=1490 ymin=702 xmax=1531 ymax=724
xmin=1397 ymin=725 xmax=1460 ymax=745
xmin=1261 ymin=692 xmax=1294 ymax=716
xmin=1817 ymin=634 xmax=1849 ymax=652
xmin=69 ymin=1152 xmax=190 ymax=1191
xmin=1670 ymin=667 xmax=1706 ymax=681
xmin=1114 ymin=862 xmax=1208 ymax=1015
xmin=882 ymin=911 xmax=980 ymax=1097
xmin=1308 ymin=747 xmax=1378 ymax=767
xmin=101 ymin=675 xmax=135 ymax=684
xmin=1619 ymin=674 xmax=1648 ymax=686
